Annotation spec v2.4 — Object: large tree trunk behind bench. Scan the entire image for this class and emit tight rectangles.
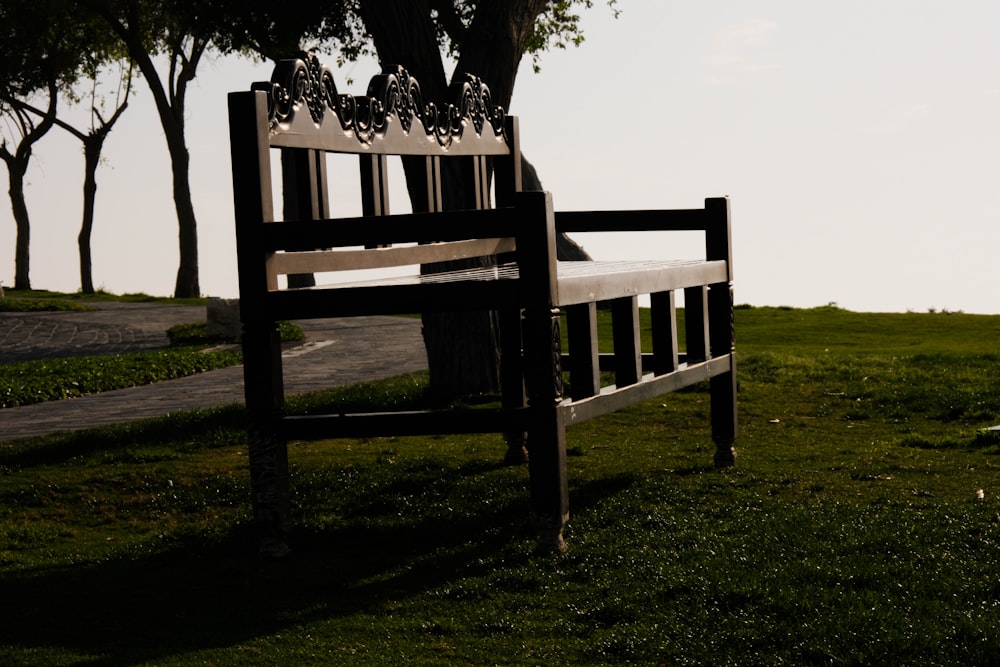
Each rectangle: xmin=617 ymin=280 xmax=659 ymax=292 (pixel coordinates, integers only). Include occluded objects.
xmin=360 ymin=0 xmax=585 ymax=399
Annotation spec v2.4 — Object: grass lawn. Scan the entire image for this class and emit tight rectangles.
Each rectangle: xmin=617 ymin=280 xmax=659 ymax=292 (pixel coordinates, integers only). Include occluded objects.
xmin=2 ymin=305 xmax=1000 ymax=665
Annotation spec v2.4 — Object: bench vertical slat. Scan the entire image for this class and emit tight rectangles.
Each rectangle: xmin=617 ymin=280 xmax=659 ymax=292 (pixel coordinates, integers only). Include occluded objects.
xmin=361 ymin=154 xmax=390 ymax=217
xmin=425 ymin=155 xmax=443 ymax=212
xmin=361 ymin=154 xmax=391 ymax=250
xmin=464 ymin=156 xmax=479 ymax=209
xmin=479 ymin=155 xmax=490 ymax=208
xmin=706 ymin=197 xmax=737 ymax=465
xmin=566 ymin=302 xmax=600 ymax=400
xmin=282 ymin=148 xmax=329 ymax=220
xmin=684 ymin=285 xmax=710 ymax=364
xmin=468 ymin=155 xmax=490 ymax=209
xmin=282 ymin=148 xmax=328 ymax=287
xmin=650 ymin=290 xmax=680 ymax=375
xmin=611 ymin=296 xmax=642 ymax=387
xmin=229 ymin=89 xmax=291 ymax=555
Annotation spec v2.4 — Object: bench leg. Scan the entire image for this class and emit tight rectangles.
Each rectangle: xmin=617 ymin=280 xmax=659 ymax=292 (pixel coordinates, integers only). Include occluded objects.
xmin=709 ymin=283 xmax=737 ymax=467
xmin=710 ymin=370 xmax=737 ymax=467
xmin=528 ymin=407 xmax=569 ymax=551
xmin=499 ymin=307 xmax=528 ymax=465
xmin=523 ymin=307 xmax=569 ymax=551
xmin=248 ymin=423 xmax=292 ymax=557
xmin=242 ymin=321 xmax=291 ymax=556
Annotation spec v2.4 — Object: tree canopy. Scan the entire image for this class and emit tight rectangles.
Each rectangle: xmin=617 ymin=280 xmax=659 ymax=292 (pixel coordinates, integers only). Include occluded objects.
xmin=210 ymin=0 xmax=616 ymax=81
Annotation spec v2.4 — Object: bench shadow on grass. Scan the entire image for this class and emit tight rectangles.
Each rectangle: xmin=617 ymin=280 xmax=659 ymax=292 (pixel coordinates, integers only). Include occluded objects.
xmin=0 ymin=445 xmax=638 ymax=664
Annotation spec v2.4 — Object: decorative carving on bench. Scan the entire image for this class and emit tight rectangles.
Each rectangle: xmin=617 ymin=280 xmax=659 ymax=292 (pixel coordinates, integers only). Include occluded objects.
xmin=254 ymin=52 xmax=506 ymax=148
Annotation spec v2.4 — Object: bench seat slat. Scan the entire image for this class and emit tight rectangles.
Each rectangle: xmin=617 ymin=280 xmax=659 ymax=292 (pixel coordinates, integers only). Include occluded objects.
xmin=554 ymin=260 xmax=729 ymax=306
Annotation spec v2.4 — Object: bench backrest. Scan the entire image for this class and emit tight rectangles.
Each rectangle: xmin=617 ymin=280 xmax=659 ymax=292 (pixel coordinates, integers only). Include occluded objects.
xmin=228 ymin=53 xmax=524 ymax=298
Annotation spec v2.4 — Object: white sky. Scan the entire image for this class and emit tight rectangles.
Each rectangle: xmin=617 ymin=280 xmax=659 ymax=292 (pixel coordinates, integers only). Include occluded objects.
xmin=3 ymin=1 xmax=999 ymax=313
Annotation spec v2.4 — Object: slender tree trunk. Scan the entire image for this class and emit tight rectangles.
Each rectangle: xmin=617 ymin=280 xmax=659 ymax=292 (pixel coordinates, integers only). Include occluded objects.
xmin=165 ymin=127 xmax=200 ymax=297
xmin=76 ymin=98 xmax=129 ymax=295
xmin=78 ymin=136 xmax=103 ymax=294
xmin=6 ymin=158 xmax=31 ymax=290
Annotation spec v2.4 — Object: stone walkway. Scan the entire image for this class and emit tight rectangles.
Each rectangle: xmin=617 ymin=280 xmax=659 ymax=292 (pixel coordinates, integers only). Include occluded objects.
xmin=0 ymin=302 xmax=426 ymax=442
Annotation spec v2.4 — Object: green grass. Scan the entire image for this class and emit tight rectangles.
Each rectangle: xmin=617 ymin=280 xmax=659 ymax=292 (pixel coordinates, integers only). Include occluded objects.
xmin=1 ymin=287 xmax=208 ymax=307
xmin=0 ymin=298 xmax=93 ymax=312
xmin=0 ymin=347 xmax=244 ymax=408
xmin=3 ymin=306 xmax=1000 ymax=665
xmin=166 ymin=320 xmax=305 ymax=346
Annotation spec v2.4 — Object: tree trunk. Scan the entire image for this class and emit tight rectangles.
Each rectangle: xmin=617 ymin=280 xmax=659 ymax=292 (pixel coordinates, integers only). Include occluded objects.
xmin=360 ymin=0 xmax=500 ymax=398
xmin=78 ymin=135 xmax=103 ymax=294
xmin=6 ymin=158 xmax=31 ymax=290
xmin=357 ymin=0 xmax=567 ymax=399
xmin=167 ymin=130 xmax=200 ymax=298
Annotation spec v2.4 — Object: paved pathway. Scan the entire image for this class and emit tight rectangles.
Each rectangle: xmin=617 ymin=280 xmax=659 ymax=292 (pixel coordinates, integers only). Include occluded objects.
xmin=0 ymin=302 xmax=426 ymax=442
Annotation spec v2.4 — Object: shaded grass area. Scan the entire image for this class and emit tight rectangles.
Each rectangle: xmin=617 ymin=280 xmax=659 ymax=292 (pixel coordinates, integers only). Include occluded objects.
xmin=2 ymin=306 xmax=1000 ymax=664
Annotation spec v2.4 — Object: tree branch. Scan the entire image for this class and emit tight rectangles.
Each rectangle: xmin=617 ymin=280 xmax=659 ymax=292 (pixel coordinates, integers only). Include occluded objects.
xmin=9 ymin=98 xmax=85 ymax=141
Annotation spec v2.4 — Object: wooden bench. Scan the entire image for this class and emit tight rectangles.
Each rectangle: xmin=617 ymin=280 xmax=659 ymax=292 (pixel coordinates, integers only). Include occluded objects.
xmin=228 ymin=53 xmax=737 ymax=555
